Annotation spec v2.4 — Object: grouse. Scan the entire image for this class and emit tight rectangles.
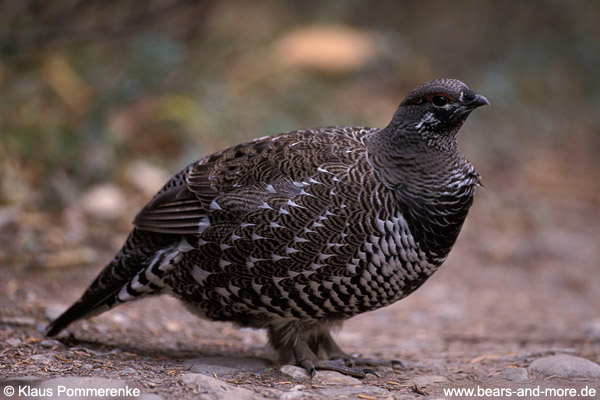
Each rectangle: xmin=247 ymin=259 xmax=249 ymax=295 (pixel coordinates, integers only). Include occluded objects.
xmin=47 ymin=78 xmax=489 ymax=377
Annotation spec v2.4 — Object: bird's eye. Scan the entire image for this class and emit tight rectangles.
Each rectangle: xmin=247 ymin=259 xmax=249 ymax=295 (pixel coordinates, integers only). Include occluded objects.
xmin=431 ymin=95 xmax=449 ymax=107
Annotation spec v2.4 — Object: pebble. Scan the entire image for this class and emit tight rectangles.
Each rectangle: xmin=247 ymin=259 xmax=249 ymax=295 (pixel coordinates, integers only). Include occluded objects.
xmin=276 ymin=388 xmax=307 ymax=399
xmin=138 ymin=395 xmax=164 ymax=400
xmin=181 ymin=373 xmax=265 ymax=400
xmin=5 ymin=338 xmax=22 ymax=347
xmin=80 ymin=183 xmax=127 ymax=220
xmin=409 ymin=375 xmax=449 ymax=387
xmin=0 ymin=316 xmax=37 ymax=326
xmin=124 ymin=161 xmax=170 ymax=197
xmin=183 ymin=357 xmax=271 ymax=378
xmin=40 ymin=339 xmax=63 ymax=348
xmin=582 ymin=319 xmax=600 ymax=341
xmin=120 ymin=367 xmax=137 ymax=375
xmin=312 ymin=370 xmax=362 ymax=385
xmin=497 ymin=367 xmax=529 ymax=382
xmin=44 ymin=305 xmax=65 ymax=321
xmin=2 ymin=376 xmax=40 ymax=384
xmin=29 ymin=354 xmax=53 ymax=364
xmin=280 ymin=365 xmax=310 ymax=381
xmin=528 ymin=354 xmax=600 ymax=379
xmin=108 ymin=313 xmax=131 ymax=328
xmin=317 ymin=385 xmax=388 ymax=398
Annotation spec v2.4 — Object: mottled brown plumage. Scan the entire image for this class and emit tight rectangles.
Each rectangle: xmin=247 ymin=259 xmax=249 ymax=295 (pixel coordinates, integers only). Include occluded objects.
xmin=48 ymin=79 xmax=488 ymax=377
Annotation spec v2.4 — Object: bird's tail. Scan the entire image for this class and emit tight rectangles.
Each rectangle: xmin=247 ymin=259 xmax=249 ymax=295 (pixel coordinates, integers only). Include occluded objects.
xmin=46 ymin=229 xmax=182 ymax=337
xmin=46 ymin=277 xmax=130 ymax=337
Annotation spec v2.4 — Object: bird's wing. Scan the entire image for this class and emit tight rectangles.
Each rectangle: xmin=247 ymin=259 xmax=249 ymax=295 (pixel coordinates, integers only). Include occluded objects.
xmin=133 ymin=128 xmax=378 ymax=238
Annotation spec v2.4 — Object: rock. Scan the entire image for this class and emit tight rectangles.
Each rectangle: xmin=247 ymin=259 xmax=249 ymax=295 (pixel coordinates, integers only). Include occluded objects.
xmin=80 ymin=183 xmax=126 ymax=220
xmin=5 ymin=338 xmax=22 ymax=347
xmin=280 ymin=365 xmax=310 ymax=381
xmin=120 ymin=367 xmax=137 ymax=375
xmin=277 ymin=388 xmax=308 ymax=399
xmin=137 ymin=394 xmax=164 ymax=400
xmin=125 ymin=161 xmax=170 ymax=197
xmin=107 ymin=312 xmax=131 ymax=329
xmin=44 ymin=305 xmax=66 ymax=321
xmin=409 ymin=375 xmax=449 ymax=387
xmin=29 ymin=354 xmax=53 ymax=364
xmin=2 ymin=376 xmax=40 ymax=384
xmin=183 ymin=357 xmax=271 ymax=378
xmin=528 ymin=354 xmax=600 ymax=379
xmin=317 ymin=385 xmax=388 ymax=398
xmin=0 ymin=316 xmax=37 ymax=326
xmin=273 ymin=25 xmax=378 ymax=74
xmin=583 ymin=319 xmax=600 ymax=341
xmin=498 ymin=367 xmax=529 ymax=382
xmin=40 ymin=339 xmax=63 ymax=348
xmin=312 ymin=370 xmax=362 ymax=385
xmin=181 ymin=373 xmax=265 ymax=400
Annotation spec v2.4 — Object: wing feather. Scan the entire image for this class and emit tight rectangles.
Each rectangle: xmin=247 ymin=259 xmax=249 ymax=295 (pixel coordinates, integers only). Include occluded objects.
xmin=133 ymin=129 xmax=375 ymax=236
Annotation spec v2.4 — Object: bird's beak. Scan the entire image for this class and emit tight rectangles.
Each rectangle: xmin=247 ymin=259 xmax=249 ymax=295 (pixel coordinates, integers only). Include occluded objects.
xmin=467 ymin=94 xmax=490 ymax=108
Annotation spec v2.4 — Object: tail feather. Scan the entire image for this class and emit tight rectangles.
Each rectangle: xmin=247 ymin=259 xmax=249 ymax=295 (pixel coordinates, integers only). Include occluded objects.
xmin=46 ymin=229 xmax=179 ymax=336
xmin=46 ymin=279 xmax=127 ymax=336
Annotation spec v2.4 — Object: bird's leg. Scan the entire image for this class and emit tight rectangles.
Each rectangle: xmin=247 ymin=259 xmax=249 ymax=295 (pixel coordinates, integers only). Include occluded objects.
xmin=268 ymin=323 xmax=378 ymax=379
xmin=314 ymin=330 xmax=406 ymax=371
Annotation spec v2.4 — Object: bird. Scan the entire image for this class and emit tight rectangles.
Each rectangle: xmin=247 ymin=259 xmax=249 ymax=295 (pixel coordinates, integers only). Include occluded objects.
xmin=47 ymin=78 xmax=489 ymax=378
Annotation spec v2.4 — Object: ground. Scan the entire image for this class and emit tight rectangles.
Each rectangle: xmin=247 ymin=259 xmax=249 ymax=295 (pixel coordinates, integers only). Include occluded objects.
xmin=1 ymin=147 xmax=600 ymax=399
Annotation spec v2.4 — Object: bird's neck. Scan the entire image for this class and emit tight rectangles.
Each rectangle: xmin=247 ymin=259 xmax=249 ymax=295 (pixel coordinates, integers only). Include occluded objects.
xmin=364 ymin=127 xmax=479 ymax=261
xmin=364 ymin=126 xmax=473 ymax=193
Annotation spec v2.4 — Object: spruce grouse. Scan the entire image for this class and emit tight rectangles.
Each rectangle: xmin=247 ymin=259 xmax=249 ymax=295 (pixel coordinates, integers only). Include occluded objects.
xmin=48 ymin=79 xmax=489 ymax=377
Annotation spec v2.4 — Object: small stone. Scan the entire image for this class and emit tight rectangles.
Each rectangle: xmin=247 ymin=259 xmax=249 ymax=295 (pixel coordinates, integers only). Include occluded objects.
xmin=181 ymin=373 xmax=265 ymax=400
xmin=318 ymin=385 xmax=387 ymax=398
xmin=2 ymin=376 xmax=40 ymax=384
xmin=80 ymin=183 xmax=126 ymax=220
xmin=409 ymin=375 xmax=449 ymax=387
xmin=312 ymin=370 xmax=362 ymax=385
xmin=125 ymin=161 xmax=170 ymax=197
xmin=183 ymin=357 xmax=271 ymax=378
xmin=583 ymin=319 xmax=600 ymax=341
xmin=280 ymin=365 xmax=310 ymax=381
xmin=29 ymin=354 xmax=53 ymax=364
xmin=108 ymin=313 xmax=131 ymax=328
xmin=529 ymin=354 xmax=600 ymax=379
xmin=120 ymin=367 xmax=137 ymax=375
xmin=277 ymin=389 xmax=307 ymax=399
xmin=0 ymin=316 xmax=37 ymax=326
xmin=44 ymin=305 xmax=65 ymax=321
xmin=40 ymin=339 xmax=63 ymax=348
xmin=498 ymin=367 xmax=529 ymax=382
xmin=6 ymin=338 xmax=22 ymax=347
xmin=137 ymin=394 xmax=164 ymax=400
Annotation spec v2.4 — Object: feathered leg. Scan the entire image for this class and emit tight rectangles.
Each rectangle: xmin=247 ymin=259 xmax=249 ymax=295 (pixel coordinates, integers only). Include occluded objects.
xmin=268 ymin=322 xmax=378 ymax=378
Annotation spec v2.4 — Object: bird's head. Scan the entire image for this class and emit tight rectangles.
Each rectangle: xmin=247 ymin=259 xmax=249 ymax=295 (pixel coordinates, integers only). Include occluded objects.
xmin=389 ymin=78 xmax=489 ymax=142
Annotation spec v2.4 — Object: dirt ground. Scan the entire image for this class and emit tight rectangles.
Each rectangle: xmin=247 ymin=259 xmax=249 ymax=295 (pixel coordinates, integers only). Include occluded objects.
xmin=1 ymin=144 xmax=599 ymax=399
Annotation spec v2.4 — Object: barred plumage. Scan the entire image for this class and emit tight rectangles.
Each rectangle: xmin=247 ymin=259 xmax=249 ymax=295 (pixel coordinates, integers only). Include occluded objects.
xmin=48 ymin=79 xmax=489 ymax=377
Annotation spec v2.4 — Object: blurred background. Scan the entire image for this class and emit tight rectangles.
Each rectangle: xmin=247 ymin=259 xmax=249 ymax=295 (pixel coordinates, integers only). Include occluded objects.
xmin=1 ymin=0 xmax=599 ymax=339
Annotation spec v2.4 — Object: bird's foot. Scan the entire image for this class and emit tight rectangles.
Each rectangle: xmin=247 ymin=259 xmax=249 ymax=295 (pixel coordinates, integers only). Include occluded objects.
xmin=299 ymin=358 xmax=379 ymax=379
xmin=335 ymin=356 xmax=406 ymax=371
